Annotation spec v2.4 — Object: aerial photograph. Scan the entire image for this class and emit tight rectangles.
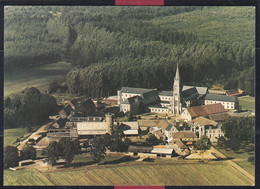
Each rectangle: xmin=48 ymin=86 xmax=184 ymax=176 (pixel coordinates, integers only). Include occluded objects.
xmin=3 ymin=6 xmax=255 ymax=186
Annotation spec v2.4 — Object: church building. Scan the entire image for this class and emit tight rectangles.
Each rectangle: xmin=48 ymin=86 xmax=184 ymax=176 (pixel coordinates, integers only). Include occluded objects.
xmin=117 ymin=64 xmax=208 ymax=115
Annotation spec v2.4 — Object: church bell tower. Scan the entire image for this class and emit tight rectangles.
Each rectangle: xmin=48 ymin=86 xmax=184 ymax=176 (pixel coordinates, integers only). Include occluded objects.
xmin=172 ymin=64 xmax=182 ymax=115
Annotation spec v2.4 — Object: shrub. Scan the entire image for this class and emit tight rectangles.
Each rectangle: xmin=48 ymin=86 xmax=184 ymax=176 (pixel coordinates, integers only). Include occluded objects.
xmin=4 ymin=146 xmax=19 ymax=169
xmin=248 ymin=156 xmax=255 ymax=164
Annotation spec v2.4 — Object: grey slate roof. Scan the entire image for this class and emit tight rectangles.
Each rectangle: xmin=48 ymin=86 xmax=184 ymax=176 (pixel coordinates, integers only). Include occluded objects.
xmin=121 ymin=87 xmax=156 ymax=94
xmin=205 ymin=94 xmax=236 ymax=102
xmin=182 ymin=85 xmax=208 ymax=95
xmin=182 ymin=87 xmax=199 ymax=101
xmin=122 ymin=96 xmax=144 ymax=105
xmin=158 ymin=90 xmax=173 ymax=96
xmin=166 ymin=124 xmax=173 ymax=131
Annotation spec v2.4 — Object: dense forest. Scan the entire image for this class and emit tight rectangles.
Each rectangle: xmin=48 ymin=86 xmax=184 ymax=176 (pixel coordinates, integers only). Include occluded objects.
xmin=4 ymin=87 xmax=59 ymax=128
xmin=4 ymin=6 xmax=255 ymax=97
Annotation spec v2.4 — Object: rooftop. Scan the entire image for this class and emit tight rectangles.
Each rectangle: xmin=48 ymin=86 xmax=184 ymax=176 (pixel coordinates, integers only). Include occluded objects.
xmin=192 ymin=116 xmax=218 ymax=126
xmin=138 ymin=120 xmax=161 ymax=127
xmin=121 ymin=87 xmax=156 ymax=94
xmin=172 ymin=131 xmax=197 ymax=139
xmin=205 ymin=94 xmax=237 ymax=102
xmin=158 ymin=90 xmax=173 ymax=96
xmin=187 ymin=103 xmax=226 ymax=118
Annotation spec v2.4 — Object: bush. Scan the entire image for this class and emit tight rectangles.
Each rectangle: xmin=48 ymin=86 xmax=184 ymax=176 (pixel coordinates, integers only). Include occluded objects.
xmin=248 ymin=156 xmax=255 ymax=164
xmin=20 ymin=145 xmax=36 ymax=160
xmin=244 ymin=143 xmax=254 ymax=152
xmin=4 ymin=146 xmax=19 ymax=169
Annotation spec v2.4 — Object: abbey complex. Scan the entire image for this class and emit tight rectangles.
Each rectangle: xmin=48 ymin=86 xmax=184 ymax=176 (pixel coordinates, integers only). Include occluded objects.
xmin=117 ymin=64 xmax=239 ymax=115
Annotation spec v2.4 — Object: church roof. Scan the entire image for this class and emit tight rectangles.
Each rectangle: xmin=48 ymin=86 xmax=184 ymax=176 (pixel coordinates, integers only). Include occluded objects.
xmin=182 ymin=87 xmax=199 ymax=101
xmin=205 ymin=94 xmax=237 ymax=102
xmin=182 ymin=85 xmax=208 ymax=95
xmin=122 ymin=96 xmax=144 ymax=105
xmin=121 ymin=87 xmax=156 ymax=94
xmin=158 ymin=90 xmax=173 ymax=96
xmin=187 ymin=103 xmax=226 ymax=118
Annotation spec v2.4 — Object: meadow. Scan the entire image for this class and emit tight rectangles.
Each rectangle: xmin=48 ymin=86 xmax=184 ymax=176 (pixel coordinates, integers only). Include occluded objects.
xmin=4 ymin=61 xmax=71 ymax=97
xmin=238 ymin=95 xmax=255 ymax=111
xmin=4 ymin=128 xmax=28 ymax=147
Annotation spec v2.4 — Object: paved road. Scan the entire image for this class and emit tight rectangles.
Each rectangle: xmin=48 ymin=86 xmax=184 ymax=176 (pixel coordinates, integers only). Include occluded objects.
xmin=211 ymin=146 xmax=255 ymax=182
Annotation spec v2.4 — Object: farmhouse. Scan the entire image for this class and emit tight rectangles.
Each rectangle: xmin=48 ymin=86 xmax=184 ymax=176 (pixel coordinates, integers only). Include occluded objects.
xmin=59 ymin=97 xmax=96 ymax=118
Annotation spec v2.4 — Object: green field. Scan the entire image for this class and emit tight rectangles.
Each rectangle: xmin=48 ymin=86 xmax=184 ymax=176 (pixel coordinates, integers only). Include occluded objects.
xmin=216 ymin=147 xmax=255 ymax=176
xmin=4 ymin=61 xmax=71 ymax=97
xmin=4 ymin=169 xmax=53 ymax=186
xmin=4 ymin=128 xmax=28 ymax=147
xmin=42 ymin=161 xmax=253 ymax=186
xmin=152 ymin=7 xmax=254 ymax=45
xmin=238 ymin=96 xmax=255 ymax=111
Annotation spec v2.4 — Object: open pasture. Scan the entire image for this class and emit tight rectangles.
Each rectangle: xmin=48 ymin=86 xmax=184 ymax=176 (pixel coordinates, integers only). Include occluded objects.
xmin=4 ymin=61 xmax=71 ymax=97
xmin=4 ymin=128 xmax=28 ymax=147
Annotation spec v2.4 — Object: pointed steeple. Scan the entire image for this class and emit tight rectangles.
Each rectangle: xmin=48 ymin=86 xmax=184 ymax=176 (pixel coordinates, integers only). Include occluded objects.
xmin=172 ymin=63 xmax=181 ymax=115
xmin=175 ymin=63 xmax=180 ymax=81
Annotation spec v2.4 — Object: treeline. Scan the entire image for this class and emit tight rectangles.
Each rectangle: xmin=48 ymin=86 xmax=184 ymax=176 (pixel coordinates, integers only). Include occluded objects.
xmin=4 ymin=87 xmax=59 ymax=129
xmin=66 ymin=40 xmax=254 ymax=97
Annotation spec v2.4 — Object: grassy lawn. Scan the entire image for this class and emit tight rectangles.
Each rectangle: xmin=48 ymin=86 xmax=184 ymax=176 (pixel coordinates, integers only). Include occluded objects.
xmin=42 ymin=161 xmax=253 ymax=186
xmin=238 ymin=96 xmax=255 ymax=111
xmin=216 ymin=147 xmax=255 ymax=176
xmin=4 ymin=128 xmax=28 ymax=147
xmin=4 ymin=61 xmax=71 ymax=97
xmin=4 ymin=169 xmax=53 ymax=186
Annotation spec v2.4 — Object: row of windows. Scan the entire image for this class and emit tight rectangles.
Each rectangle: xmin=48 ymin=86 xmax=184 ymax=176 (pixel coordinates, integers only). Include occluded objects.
xmin=206 ymin=100 xmax=234 ymax=109
xmin=160 ymin=96 xmax=173 ymax=101
xmin=150 ymin=108 xmax=169 ymax=113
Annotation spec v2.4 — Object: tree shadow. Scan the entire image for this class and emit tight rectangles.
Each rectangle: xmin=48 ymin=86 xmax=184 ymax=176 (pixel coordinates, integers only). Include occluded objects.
xmin=99 ymin=156 xmax=139 ymax=165
xmin=69 ymin=161 xmax=97 ymax=168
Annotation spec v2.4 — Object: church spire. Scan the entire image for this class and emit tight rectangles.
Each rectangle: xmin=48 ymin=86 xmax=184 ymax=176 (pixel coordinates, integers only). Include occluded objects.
xmin=175 ymin=63 xmax=180 ymax=81
xmin=172 ymin=63 xmax=181 ymax=115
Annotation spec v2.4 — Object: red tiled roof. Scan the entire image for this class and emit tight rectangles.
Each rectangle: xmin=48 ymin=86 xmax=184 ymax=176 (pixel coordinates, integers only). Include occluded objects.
xmin=226 ymin=90 xmax=243 ymax=96
xmin=187 ymin=103 xmax=226 ymax=118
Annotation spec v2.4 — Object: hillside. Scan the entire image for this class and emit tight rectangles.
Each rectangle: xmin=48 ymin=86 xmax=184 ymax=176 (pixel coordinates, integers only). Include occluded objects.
xmin=4 ymin=6 xmax=255 ymax=98
xmin=152 ymin=6 xmax=255 ymax=45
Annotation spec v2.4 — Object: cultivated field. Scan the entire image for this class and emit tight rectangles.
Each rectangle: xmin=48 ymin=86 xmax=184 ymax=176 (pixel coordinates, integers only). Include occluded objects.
xmin=4 ymin=61 xmax=71 ymax=97
xmin=42 ymin=161 xmax=253 ymax=186
xmin=4 ymin=128 xmax=28 ymax=147
xmin=4 ymin=153 xmax=254 ymax=186
xmin=4 ymin=169 xmax=53 ymax=186
xmin=238 ymin=96 xmax=255 ymax=111
xmin=216 ymin=147 xmax=255 ymax=176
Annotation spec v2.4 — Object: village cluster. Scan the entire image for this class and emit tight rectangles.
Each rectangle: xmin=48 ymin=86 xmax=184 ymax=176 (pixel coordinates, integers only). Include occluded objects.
xmin=26 ymin=64 xmax=242 ymax=160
